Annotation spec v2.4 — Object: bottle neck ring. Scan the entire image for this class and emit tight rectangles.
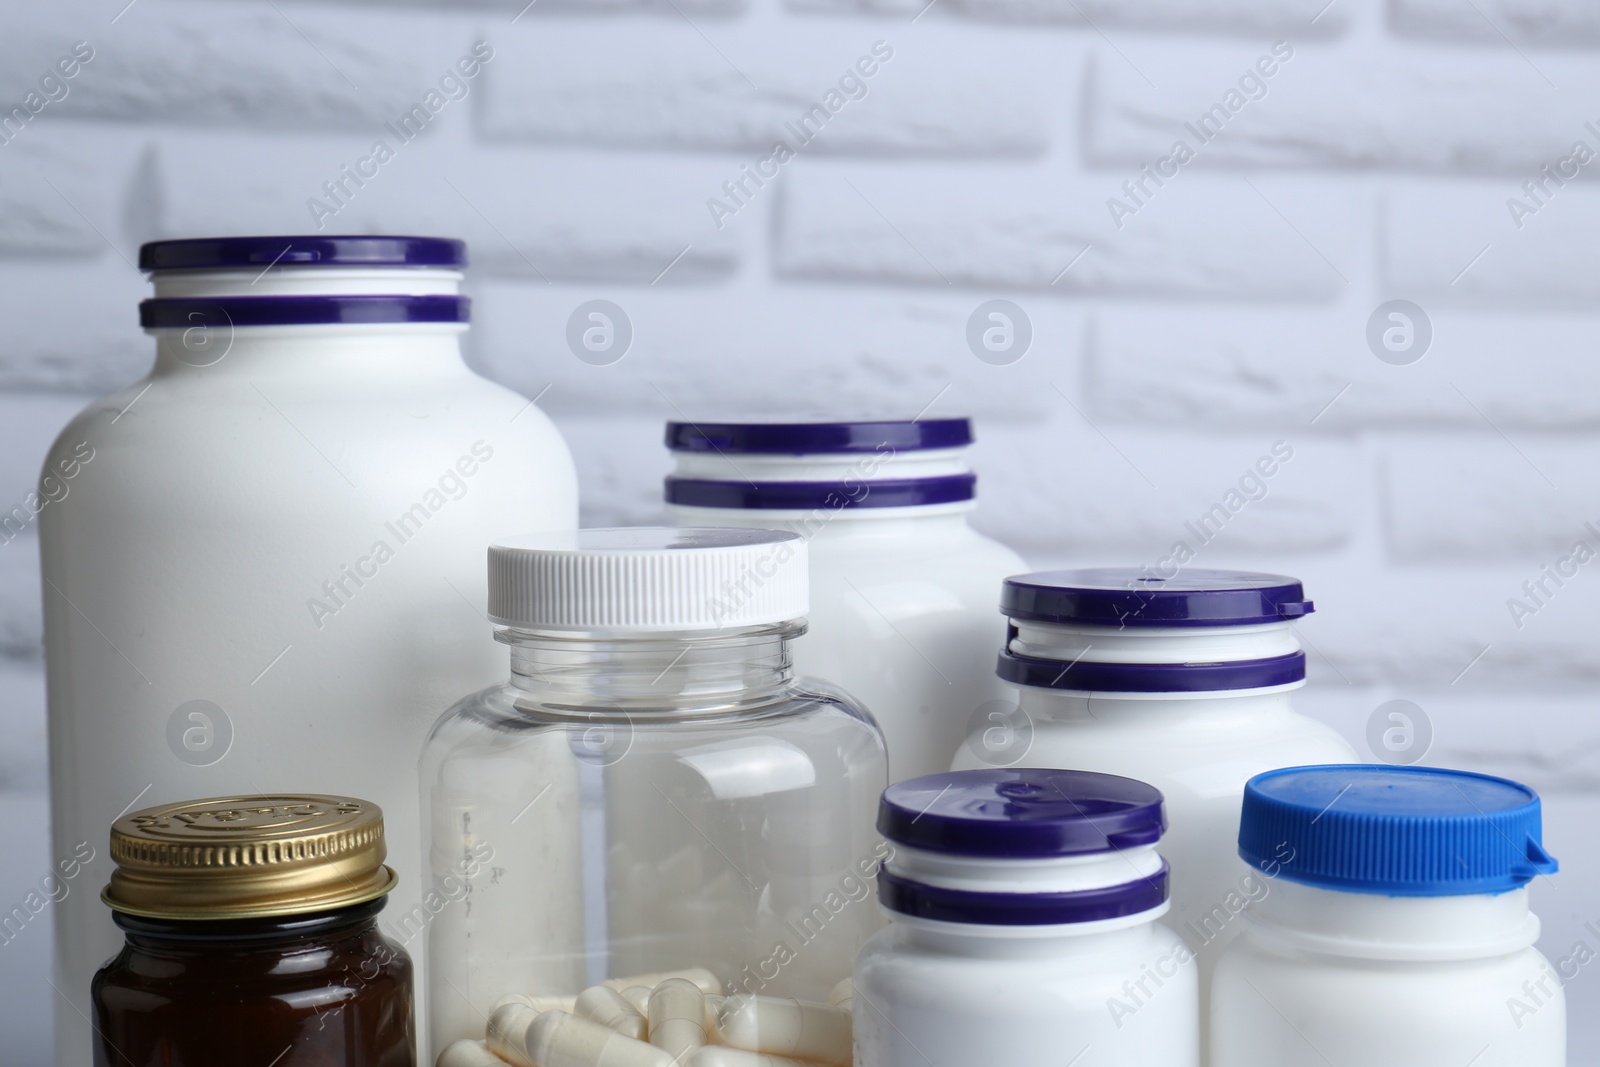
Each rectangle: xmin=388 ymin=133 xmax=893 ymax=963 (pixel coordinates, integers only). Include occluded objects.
xmin=143 ymin=265 xmax=469 ymax=339
xmin=142 ymin=294 xmax=469 ymax=330
xmin=502 ymin=622 xmax=801 ymax=713
xmin=665 ymin=474 xmax=974 ymax=511
xmin=1002 ymin=618 xmax=1306 ymax=695
xmin=880 ymin=842 xmax=1170 ymax=932
xmin=112 ymin=896 xmax=386 ymax=949
xmin=1244 ymin=878 xmax=1541 ymax=962
xmin=149 ymin=265 xmax=463 ymax=298
xmin=666 ymin=446 xmax=976 ymax=515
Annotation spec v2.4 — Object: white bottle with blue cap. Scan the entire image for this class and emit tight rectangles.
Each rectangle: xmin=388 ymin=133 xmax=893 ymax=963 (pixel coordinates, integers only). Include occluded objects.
xmin=1213 ymin=765 xmax=1564 ymax=1066
xmin=855 ymin=768 xmax=1199 ymax=1066
xmin=663 ymin=417 xmax=1025 ymax=782
xmin=954 ymin=569 xmax=1357 ymax=1022
xmin=37 ymin=235 xmax=578 ymax=1066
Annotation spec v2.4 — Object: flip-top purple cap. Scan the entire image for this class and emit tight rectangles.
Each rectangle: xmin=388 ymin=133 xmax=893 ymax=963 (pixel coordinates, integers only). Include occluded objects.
xmin=139 ymin=235 xmax=467 ymax=272
xmin=1002 ymin=568 xmax=1313 ymax=628
xmin=876 ymin=770 xmax=1170 ymax=926
xmin=879 ymin=768 xmax=1166 ymax=858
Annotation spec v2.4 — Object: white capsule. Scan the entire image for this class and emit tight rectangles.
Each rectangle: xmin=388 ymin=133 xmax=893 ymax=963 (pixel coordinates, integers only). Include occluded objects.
xmin=649 ymin=977 xmax=708 ymax=1063
xmin=704 ymin=995 xmax=725 ymax=1030
xmin=495 ymin=992 xmax=579 ymax=1016
xmin=827 ymin=978 xmax=854 ymax=1012
xmin=436 ymin=1039 xmax=509 ymax=1067
xmin=486 ymin=1003 xmax=541 ymax=1067
xmin=525 ymin=1010 xmax=677 ymax=1067
xmin=715 ymin=995 xmax=853 ymax=1066
xmin=602 ymin=968 xmax=723 ymax=996
xmin=684 ymin=1049 xmax=815 ymax=1067
xmin=577 ymin=984 xmax=649 ymax=1040
xmin=620 ymin=985 xmax=654 ymax=1014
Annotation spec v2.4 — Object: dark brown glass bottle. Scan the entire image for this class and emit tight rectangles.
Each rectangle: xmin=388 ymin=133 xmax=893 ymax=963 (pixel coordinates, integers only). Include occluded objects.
xmin=93 ymin=897 xmax=414 ymax=1067
xmin=92 ymin=793 xmax=415 ymax=1067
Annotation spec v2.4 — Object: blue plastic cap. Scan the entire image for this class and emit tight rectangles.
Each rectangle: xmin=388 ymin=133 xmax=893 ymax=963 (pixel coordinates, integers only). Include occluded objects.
xmin=1002 ymin=568 xmax=1313 ymax=628
xmin=1239 ymin=765 xmax=1558 ymax=897
xmin=878 ymin=768 xmax=1166 ymax=859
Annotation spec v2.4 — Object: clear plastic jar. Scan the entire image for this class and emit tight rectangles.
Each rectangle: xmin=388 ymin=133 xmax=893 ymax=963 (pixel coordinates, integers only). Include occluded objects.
xmin=1213 ymin=765 xmax=1564 ymax=1067
xmin=663 ymin=417 xmax=1025 ymax=781
xmin=952 ymin=569 xmax=1356 ymax=1012
xmin=855 ymin=768 xmax=1198 ymax=1066
xmin=420 ymin=528 xmax=887 ymax=1060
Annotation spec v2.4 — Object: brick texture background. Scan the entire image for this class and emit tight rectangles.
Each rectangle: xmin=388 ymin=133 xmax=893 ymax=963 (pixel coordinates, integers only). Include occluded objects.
xmin=3 ymin=0 xmax=1600 ymax=1060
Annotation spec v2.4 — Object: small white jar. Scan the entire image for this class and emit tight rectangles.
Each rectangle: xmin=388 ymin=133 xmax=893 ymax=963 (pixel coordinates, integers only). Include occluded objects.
xmin=854 ymin=768 xmax=1199 ymax=1067
xmin=1212 ymin=765 xmax=1565 ymax=1067
xmin=664 ymin=417 xmax=1025 ymax=782
xmin=954 ymin=569 xmax=1356 ymax=1001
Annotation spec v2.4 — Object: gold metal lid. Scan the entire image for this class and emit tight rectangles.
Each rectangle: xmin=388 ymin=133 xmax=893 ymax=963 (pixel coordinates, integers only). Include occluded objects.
xmin=102 ymin=794 xmax=398 ymax=921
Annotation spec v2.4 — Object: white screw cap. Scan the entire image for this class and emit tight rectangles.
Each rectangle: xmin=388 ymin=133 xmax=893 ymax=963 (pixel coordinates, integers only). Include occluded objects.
xmin=488 ymin=527 xmax=808 ymax=632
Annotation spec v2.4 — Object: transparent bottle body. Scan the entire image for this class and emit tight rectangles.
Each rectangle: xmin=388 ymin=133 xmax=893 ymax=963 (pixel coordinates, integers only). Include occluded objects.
xmin=667 ymin=505 xmax=1026 ymax=781
xmin=419 ymin=625 xmax=887 ymax=1058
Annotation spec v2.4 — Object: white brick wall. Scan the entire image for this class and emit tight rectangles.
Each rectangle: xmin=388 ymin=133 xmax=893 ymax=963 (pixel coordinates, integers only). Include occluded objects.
xmin=3 ymin=0 xmax=1599 ymax=1059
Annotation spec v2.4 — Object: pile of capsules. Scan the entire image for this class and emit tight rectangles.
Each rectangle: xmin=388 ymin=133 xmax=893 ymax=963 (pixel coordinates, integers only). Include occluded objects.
xmin=439 ymin=969 xmax=855 ymax=1067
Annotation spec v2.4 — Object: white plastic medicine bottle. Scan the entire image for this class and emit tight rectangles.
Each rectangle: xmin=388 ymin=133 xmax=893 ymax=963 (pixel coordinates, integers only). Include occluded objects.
xmin=39 ymin=235 xmax=577 ymax=1066
xmin=951 ymin=570 xmax=1356 ymax=1007
xmin=663 ymin=418 xmax=1025 ymax=781
xmin=854 ymin=767 xmax=1199 ymax=1067
xmin=1212 ymin=764 xmax=1564 ymax=1067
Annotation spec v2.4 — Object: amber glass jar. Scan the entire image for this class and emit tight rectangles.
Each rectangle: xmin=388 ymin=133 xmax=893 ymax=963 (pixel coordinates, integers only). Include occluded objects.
xmin=92 ymin=794 xmax=415 ymax=1067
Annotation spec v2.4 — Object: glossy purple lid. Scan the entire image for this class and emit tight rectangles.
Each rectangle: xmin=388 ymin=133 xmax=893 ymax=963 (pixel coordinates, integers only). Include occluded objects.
xmin=1002 ymin=568 xmax=1313 ymax=628
xmin=665 ymin=418 xmax=972 ymax=455
xmin=139 ymin=235 xmax=467 ymax=272
xmin=878 ymin=769 xmax=1166 ymax=859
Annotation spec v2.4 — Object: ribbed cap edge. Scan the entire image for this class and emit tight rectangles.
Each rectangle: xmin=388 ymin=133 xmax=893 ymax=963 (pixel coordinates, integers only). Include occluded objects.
xmin=488 ymin=527 xmax=808 ymax=631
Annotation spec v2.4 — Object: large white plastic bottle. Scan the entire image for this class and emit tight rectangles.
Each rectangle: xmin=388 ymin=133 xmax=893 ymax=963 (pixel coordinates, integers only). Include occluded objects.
xmin=662 ymin=418 xmax=1025 ymax=782
xmin=38 ymin=235 xmax=577 ymax=1066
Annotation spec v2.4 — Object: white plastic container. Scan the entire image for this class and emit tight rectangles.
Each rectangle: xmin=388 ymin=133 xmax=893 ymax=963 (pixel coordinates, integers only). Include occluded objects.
xmin=420 ymin=528 xmax=887 ymax=1060
xmin=39 ymin=235 xmax=577 ymax=1066
xmin=855 ymin=768 xmax=1199 ymax=1066
xmin=951 ymin=570 xmax=1356 ymax=1002
xmin=1212 ymin=764 xmax=1564 ymax=1067
xmin=663 ymin=418 xmax=1024 ymax=782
